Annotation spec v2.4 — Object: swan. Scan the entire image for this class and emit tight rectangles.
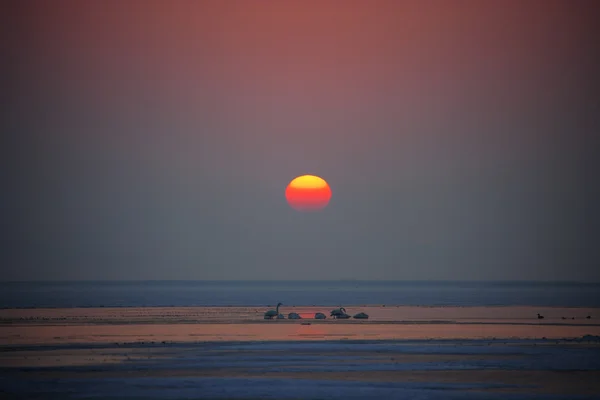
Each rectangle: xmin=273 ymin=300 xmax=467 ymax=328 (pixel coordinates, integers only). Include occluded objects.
xmin=330 ymin=307 xmax=346 ymax=318
xmin=288 ymin=312 xmax=302 ymax=319
xmin=315 ymin=312 xmax=326 ymax=319
xmin=353 ymin=312 xmax=369 ymax=319
xmin=537 ymin=313 xmax=544 ymax=319
xmin=264 ymin=303 xmax=282 ymax=320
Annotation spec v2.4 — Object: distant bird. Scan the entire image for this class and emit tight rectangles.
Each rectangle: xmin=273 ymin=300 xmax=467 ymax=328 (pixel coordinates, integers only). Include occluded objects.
xmin=562 ymin=317 xmax=566 ymax=320
xmin=330 ymin=307 xmax=346 ymax=319
xmin=587 ymin=316 xmax=592 ymax=319
xmin=537 ymin=313 xmax=544 ymax=319
xmin=315 ymin=313 xmax=326 ymax=319
xmin=277 ymin=314 xmax=285 ymax=319
xmin=288 ymin=312 xmax=302 ymax=320
xmin=264 ymin=303 xmax=282 ymax=320
xmin=353 ymin=312 xmax=369 ymax=319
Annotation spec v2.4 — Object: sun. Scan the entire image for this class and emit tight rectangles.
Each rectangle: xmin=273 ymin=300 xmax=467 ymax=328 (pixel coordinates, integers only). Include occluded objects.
xmin=285 ymin=175 xmax=332 ymax=211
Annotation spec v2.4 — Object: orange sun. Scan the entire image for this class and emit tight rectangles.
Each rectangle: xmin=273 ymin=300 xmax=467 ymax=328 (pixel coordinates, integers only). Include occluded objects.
xmin=285 ymin=175 xmax=332 ymax=211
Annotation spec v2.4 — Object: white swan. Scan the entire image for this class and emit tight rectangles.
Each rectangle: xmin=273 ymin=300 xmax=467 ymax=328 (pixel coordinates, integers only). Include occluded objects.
xmin=330 ymin=307 xmax=346 ymax=318
xmin=264 ymin=303 xmax=282 ymax=319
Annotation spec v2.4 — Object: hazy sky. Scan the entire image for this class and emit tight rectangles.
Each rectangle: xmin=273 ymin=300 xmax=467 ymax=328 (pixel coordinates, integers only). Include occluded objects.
xmin=3 ymin=1 xmax=599 ymax=281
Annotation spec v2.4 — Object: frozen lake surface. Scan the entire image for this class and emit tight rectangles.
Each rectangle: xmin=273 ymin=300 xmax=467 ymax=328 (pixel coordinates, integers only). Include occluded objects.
xmin=2 ymin=339 xmax=600 ymax=399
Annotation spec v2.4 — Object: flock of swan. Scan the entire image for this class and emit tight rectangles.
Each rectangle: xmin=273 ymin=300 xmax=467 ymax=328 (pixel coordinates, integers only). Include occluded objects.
xmin=264 ymin=303 xmax=369 ymax=320
xmin=265 ymin=305 xmax=591 ymax=321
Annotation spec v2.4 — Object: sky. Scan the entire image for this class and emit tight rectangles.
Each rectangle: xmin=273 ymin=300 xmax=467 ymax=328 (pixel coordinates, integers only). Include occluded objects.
xmin=2 ymin=1 xmax=599 ymax=281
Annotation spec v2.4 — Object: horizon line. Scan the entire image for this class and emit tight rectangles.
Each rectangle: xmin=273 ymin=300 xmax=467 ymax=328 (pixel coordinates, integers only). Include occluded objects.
xmin=2 ymin=279 xmax=600 ymax=284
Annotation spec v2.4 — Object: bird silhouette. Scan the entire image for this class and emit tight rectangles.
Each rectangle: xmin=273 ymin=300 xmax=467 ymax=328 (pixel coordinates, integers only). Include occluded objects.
xmin=264 ymin=303 xmax=283 ymax=320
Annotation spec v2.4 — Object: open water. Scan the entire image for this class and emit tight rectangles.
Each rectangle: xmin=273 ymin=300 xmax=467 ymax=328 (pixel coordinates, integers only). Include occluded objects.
xmin=2 ymin=280 xmax=599 ymax=308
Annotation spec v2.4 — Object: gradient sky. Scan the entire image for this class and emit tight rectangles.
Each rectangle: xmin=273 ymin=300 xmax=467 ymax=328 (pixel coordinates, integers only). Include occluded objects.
xmin=3 ymin=1 xmax=599 ymax=281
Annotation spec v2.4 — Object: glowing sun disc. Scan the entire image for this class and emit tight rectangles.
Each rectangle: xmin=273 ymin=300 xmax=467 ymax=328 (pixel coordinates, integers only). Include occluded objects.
xmin=285 ymin=175 xmax=332 ymax=211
